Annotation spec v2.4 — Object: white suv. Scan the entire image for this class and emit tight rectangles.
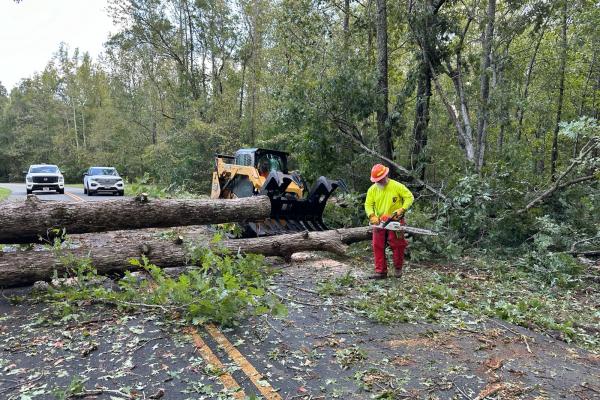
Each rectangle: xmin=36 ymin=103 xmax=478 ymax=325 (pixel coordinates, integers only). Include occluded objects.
xmin=83 ymin=167 xmax=125 ymax=196
xmin=25 ymin=164 xmax=65 ymax=194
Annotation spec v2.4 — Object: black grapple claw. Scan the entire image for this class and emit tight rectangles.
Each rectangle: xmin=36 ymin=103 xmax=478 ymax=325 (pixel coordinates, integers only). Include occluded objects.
xmin=242 ymin=175 xmax=341 ymax=237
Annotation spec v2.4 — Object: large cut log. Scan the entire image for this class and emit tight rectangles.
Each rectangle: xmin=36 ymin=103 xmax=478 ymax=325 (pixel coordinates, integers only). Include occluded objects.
xmin=0 ymin=195 xmax=271 ymax=244
xmin=0 ymin=225 xmax=435 ymax=287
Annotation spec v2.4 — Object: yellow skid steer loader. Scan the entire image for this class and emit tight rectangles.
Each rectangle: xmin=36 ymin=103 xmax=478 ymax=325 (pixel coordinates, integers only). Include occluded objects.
xmin=211 ymin=148 xmax=343 ymax=236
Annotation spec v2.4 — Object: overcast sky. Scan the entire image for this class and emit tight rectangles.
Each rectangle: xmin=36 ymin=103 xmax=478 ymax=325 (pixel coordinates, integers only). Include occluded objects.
xmin=0 ymin=0 xmax=116 ymax=91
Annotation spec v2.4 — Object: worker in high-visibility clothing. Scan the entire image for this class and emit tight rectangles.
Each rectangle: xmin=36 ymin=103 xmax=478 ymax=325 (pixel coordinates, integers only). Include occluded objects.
xmin=364 ymin=164 xmax=414 ymax=279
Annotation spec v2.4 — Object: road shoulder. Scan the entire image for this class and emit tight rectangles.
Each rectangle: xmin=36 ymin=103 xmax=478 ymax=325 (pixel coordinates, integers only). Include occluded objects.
xmin=0 ymin=186 xmax=11 ymax=201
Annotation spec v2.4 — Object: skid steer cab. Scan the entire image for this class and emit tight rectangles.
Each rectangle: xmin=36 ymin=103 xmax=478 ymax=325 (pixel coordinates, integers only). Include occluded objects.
xmin=211 ymin=148 xmax=344 ymax=237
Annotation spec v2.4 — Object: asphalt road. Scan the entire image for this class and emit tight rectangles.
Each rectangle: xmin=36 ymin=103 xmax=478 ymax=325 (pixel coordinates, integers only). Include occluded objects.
xmin=0 ymin=182 xmax=125 ymax=202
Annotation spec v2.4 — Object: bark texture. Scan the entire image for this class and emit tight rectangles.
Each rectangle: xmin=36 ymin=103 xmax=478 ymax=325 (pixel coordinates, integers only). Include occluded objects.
xmin=551 ymin=1 xmax=568 ymax=181
xmin=516 ymin=25 xmax=546 ymax=141
xmin=375 ymin=0 xmax=393 ymax=162
xmin=475 ymin=0 xmax=496 ymax=172
xmin=411 ymin=61 xmax=432 ymax=178
xmin=0 ymin=225 xmax=437 ymax=287
xmin=0 ymin=195 xmax=271 ymax=244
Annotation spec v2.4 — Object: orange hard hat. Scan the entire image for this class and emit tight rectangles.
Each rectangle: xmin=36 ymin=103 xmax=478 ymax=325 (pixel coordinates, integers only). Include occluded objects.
xmin=370 ymin=164 xmax=389 ymax=182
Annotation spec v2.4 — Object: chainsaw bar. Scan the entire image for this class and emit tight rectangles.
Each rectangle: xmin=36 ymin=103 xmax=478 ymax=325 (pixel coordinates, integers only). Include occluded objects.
xmin=375 ymin=222 xmax=439 ymax=236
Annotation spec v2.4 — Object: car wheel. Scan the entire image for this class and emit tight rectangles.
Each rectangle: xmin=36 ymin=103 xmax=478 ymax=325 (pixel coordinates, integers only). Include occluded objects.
xmin=83 ymin=186 xmax=87 ymax=194
xmin=58 ymin=188 xmax=65 ymax=194
xmin=118 ymin=190 xmax=125 ymax=196
xmin=26 ymin=189 xmax=32 ymax=195
xmin=88 ymin=190 xmax=95 ymax=196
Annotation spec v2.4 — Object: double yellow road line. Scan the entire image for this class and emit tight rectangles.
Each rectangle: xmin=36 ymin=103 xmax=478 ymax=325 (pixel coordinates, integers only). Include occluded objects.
xmin=64 ymin=191 xmax=84 ymax=203
xmin=62 ymin=188 xmax=279 ymax=397
xmin=187 ymin=325 xmax=282 ymax=399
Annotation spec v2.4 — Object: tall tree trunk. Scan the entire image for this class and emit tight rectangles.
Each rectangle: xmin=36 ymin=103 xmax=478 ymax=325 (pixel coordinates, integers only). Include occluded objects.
xmin=593 ymin=69 xmax=600 ymax=119
xmin=239 ymin=60 xmax=246 ymax=122
xmin=151 ymin=119 xmax=157 ymax=145
xmin=344 ymin=0 xmax=350 ymax=47
xmin=375 ymin=0 xmax=393 ymax=162
xmin=211 ymin=52 xmax=218 ymax=104
xmin=533 ymin=118 xmax=546 ymax=174
xmin=497 ymin=42 xmax=511 ymax=152
xmin=72 ymin=100 xmax=79 ymax=150
xmin=177 ymin=1 xmax=192 ymax=99
xmin=64 ymin=112 xmax=71 ymax=147
xmin=184 ymin=0 xmax=196 ymax=96
xmin=475 ymin=0 xmax=496 ymax=172
xmin=366 ymin=0 xmax=374 ymax=66
xmin=551 ymin=2 xmax=568 ymax=181
xmin=574 ymin=49 xmax=597 ymax=156
xmin=201 ymin=38 xmax=208 ymax=95
xmin=434 ymin=12 xmax=476 ymax=166
xmin=190 ymin=2 xmax=201 ymax=99
xmin=407 ymin=0 xmax=440 ymax=178
xmin=178 ymin=2 xmax=186 ymax=73
xmin=447 ymin=63 xmax=476 ymax=163
xmin=81 ymin=105 xmax=86 ymax=149
xmin=516 ymin=26 xmax=546 ymax=141
xmin=247 ymin=4 xmax=263 ymax=146
xmin=411 ymin=61 xmax=432 ymax=178
xmin=250 ymin=83 xmax=256 ymax=145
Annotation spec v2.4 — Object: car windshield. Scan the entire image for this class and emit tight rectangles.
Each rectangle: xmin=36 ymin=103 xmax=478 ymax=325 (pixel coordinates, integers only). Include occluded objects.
xmin=90 ymin=168 xmax=118 ymax=176
xmin=30 ymin=166 xmax=59 ymax=173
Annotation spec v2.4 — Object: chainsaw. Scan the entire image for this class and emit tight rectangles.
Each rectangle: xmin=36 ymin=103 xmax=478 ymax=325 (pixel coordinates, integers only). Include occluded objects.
xmin=372 ymin=218 xmax=439 ymax=236
xmin=378 ymin=220 xmax=405 ymax=231
xmin=378 ymin=209 xmax=405 ymax=230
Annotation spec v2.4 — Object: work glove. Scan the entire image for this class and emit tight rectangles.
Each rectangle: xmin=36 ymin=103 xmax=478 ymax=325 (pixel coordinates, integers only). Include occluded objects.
xmin=369 ymin=214 xmax=380 ymax=225
xmin=392 ymin=208 xmax=406 ymax=221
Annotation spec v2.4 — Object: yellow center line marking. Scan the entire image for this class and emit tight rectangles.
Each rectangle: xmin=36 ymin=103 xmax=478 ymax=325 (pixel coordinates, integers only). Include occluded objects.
xmin=185 ymin=327 xmax=246 ymax=399
xmin=65 ymin=191 xmax=84 ymax=202
xmin=205 ymin=323 xmax=283 ymax=400
xmin=130 ymin=253 xmax=275 ymax=398
xmin=144 ymin=284 xmax=245 ymax=398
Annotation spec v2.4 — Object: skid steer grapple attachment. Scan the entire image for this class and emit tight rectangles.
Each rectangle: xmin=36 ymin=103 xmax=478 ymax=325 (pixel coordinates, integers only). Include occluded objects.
xmin=243 ymin=173 xmax=343 ymax=237
xmin=211 ymin=148 xmax=345 ymax=237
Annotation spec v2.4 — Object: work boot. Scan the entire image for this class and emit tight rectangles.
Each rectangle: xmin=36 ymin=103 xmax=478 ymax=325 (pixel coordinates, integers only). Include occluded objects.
xmin=367 ymin=273 xmax=387 ymax=280
xmin=393 ymin=269 xmax=403 ymax=279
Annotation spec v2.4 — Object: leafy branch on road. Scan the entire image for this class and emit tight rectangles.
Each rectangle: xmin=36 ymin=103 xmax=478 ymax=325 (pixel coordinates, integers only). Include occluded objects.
xmin=40 ymin=235 xmax=287 ymax=327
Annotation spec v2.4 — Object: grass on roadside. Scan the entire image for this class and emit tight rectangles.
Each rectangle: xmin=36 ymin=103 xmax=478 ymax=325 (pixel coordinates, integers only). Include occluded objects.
xmin=0 ymin=187 xmax=11 ymax=201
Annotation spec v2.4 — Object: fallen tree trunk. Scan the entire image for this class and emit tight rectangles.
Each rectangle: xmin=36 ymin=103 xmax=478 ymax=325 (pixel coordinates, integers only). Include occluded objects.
xmin=0 ymin=225 xmax=436 ymax=287
xmin=0 ymin=195 xmax=271 ymax=244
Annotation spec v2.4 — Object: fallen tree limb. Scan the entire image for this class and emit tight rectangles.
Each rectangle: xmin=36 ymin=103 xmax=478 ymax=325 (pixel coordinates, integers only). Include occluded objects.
xmin=518 ymin=138 xmax=599 ymax=214
xmin=0 ymin=225 xmax=436 ymax=287
xmin=0 ymin=195 xmax=271 ymax=244
xmin=329 ymin=114 xmax=448 ymax=202
xmin=570 ymin=250 xmax=600 ymax=257
xmin=569 ymin=235 xmax=600 ymax=253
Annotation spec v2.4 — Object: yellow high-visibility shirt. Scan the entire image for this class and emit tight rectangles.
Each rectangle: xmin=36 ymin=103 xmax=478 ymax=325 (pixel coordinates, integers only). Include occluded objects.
xmin=364 ymin=179 xmax=414 ymax=217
